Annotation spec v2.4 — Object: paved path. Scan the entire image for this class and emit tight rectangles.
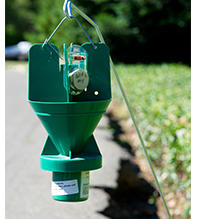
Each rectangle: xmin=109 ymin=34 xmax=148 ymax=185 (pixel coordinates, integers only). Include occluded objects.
xmin=5 ymin=62 xmax=131 ymax=219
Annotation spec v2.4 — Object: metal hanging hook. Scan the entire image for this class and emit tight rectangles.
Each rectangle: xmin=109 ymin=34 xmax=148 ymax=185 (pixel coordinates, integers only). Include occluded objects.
xmin=63 ymin=0 xmax=71 ymax=20
xmin=63 ymin=0 xmax=104 ymax=44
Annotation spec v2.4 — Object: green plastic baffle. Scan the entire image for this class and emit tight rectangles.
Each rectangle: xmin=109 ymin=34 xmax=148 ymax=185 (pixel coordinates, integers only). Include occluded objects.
xmin=28 ymin=42 xmax=112 ymax=202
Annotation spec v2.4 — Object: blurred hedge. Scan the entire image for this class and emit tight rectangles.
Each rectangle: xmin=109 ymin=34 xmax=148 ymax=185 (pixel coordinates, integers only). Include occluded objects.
xmin=5 ymin=0 xmax=191 ymax=64
xmin=111 ymin=63 xmax=191 ymax=217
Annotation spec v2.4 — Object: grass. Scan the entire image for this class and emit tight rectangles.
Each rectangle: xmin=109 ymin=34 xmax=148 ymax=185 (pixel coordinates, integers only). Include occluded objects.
xmin=111 ymin=63 xmax=191 ymax=218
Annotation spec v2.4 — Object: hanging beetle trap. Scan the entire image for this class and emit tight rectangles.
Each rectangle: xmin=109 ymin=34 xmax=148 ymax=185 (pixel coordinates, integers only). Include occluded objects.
xmin=28 ymin=40 xmax=111 ymax=202
xmin=28 ymin=1 xmax=171 ymax=218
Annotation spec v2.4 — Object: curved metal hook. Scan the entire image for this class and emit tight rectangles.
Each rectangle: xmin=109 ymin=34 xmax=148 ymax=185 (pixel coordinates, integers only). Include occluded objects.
xmin=63 ymin=0 xmax=71 ymax=20
xmin=63 ymin=0 xmax=105 ymax=44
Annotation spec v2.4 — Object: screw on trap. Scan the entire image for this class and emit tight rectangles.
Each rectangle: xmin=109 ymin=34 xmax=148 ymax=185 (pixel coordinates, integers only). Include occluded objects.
xmin=28 ymin=1 xmax=172 ymax=218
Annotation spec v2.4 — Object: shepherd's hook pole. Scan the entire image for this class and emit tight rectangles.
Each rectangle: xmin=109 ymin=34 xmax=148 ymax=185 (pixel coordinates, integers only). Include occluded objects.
xmin=64 ymin=1 xmax=172 ymax=218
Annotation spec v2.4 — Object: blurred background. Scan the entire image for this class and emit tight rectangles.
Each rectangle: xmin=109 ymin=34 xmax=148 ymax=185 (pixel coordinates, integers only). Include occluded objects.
xmin=5 ymin=0 xmax=190 ymax=64
xmin=5 ymin=0 xmax=191 ymax=218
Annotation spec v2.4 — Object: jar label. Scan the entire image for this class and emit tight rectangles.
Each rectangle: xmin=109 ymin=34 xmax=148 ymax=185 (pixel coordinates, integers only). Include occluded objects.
xmin=52 ymin=180 xmax=79 ymax=196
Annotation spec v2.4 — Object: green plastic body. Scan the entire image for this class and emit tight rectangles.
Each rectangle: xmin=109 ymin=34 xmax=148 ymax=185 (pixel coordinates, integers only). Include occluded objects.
xmin=28 ymin=42 xmax=111 ymax=202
